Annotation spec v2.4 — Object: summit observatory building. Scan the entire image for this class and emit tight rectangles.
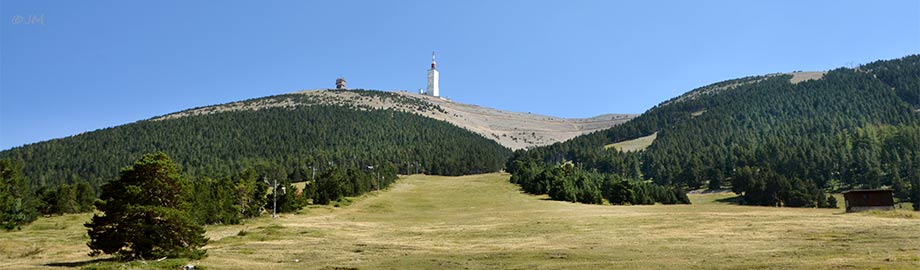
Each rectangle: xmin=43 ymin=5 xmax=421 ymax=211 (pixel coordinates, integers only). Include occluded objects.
xmin=426 ymin=52 xmax=439 ymax=97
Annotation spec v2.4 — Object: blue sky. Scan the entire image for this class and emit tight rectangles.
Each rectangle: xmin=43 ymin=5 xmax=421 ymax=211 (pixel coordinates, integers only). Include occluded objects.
xmin=2 ymin=1 xmax=918 ymax=150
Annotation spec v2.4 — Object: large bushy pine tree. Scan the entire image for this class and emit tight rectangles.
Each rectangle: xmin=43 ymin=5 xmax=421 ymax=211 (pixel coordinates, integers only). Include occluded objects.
xmin=85 ymin=152 xmax=207 ymax=259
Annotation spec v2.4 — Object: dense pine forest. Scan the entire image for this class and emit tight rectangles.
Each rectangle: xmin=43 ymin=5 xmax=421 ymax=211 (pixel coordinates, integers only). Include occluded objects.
xmin=0 ymin=90 xmax=511 ymax=190
xmin=0 ymin=90 xmax=512 ymax=227
xmin=507 ymin=55 xmax=920 ymax=208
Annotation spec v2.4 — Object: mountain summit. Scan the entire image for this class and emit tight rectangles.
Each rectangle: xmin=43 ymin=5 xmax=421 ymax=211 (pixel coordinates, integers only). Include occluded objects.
xmin=153 ymin=90 xmax=635 ymax=150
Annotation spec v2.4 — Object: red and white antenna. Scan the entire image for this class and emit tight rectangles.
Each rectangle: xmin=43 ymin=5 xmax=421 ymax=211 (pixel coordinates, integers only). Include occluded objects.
xmin=431 ymin=51 xmax=436 ymax=69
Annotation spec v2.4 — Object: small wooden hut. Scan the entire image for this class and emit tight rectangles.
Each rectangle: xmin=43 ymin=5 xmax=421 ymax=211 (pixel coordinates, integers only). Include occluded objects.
xmin=842 ymin=189 xmax=895 ymax=213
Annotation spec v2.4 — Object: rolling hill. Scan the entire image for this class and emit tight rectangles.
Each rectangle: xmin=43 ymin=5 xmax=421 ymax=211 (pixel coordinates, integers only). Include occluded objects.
xmin=508 ymin=54 xmax=920 ymax=207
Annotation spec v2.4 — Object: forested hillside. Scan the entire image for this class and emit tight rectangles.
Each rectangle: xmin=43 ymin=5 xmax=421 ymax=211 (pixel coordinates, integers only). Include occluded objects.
xmin=508 ymin=55 xmax=920 ymax=208
xmin=0 ymin=90 xmax=512 ymax=191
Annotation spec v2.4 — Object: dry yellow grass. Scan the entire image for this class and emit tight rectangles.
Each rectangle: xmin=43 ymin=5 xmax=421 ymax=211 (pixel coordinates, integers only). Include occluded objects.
xmin=0 ymin=213 xmax=95 ymax=269
xmin=3 ymin=173 xmax=920 ymax=269
xmin=605 ymin=132 xmax=658 ymax=152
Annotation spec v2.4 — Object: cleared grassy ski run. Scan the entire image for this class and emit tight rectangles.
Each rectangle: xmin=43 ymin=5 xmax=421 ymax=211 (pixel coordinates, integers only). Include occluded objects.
xmin=3 ymin=173 xmax=920 ymax=269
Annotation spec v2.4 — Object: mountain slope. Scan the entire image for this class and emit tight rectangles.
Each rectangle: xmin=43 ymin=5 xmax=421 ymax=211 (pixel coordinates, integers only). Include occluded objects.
xmin=508 ymin=55 xmax=920 ymax=207
xmin=0 ymin=90 xmax=516 ymax=189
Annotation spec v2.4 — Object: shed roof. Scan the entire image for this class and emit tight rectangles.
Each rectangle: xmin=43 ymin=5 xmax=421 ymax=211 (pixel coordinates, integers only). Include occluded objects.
xmin=842 ymin=189 xmax=893 ymax=194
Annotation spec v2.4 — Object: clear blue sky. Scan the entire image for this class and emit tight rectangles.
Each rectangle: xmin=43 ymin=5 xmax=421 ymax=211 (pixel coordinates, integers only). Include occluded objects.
xmin=2 ymin=1 xmax=918 ymax=150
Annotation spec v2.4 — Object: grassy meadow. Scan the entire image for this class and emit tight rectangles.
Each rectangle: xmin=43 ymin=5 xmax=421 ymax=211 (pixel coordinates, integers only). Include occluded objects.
xmin=3 ymin=173 xmax=920 ymax=269
xmin=604 ymin=132 xmax=658 ymax=152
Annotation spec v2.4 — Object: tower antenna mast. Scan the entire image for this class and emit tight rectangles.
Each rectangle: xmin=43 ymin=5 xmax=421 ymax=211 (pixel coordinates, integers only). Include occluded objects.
xmin=426 ymin=51 xmax=440 ymax=97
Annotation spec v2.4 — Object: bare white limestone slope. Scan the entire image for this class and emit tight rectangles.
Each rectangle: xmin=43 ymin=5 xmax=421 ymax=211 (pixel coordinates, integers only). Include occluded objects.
xmin=152 ymin=89 xmax=635 ymax=150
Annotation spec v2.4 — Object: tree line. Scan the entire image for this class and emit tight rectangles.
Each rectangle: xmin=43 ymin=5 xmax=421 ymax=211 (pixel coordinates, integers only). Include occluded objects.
xmin=506 ymin=157 xmax=689 ymax=205
xmin=185 ymin=158 xmax=398 ymax=225
xmin=0 ymin=152 xmax=399 ymax=230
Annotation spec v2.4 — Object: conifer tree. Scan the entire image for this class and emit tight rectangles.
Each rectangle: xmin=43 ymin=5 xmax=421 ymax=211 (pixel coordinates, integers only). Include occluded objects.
xmin=75 ymin=180 xmax=96 ymax=212
xmin=85 ymin=152 xmax=207 ymax=259
xmin=0 ymin=159 xmax=38 ymax=230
